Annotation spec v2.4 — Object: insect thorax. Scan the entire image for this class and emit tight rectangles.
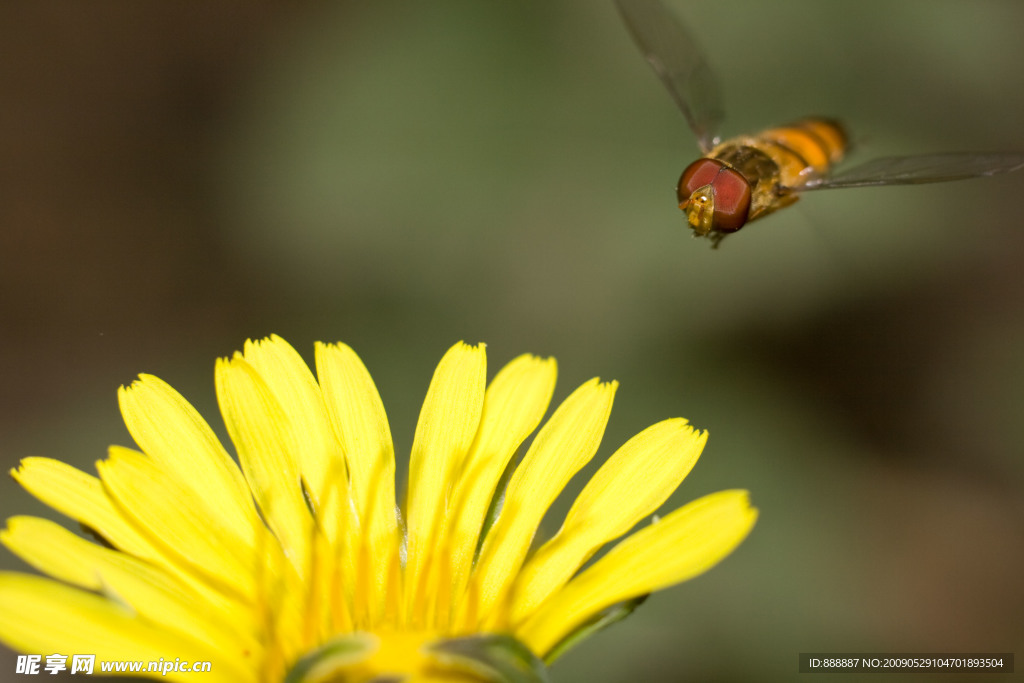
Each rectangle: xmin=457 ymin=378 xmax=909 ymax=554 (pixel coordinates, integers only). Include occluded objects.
xmin=709 ymin=140 xmax=791 ymax=221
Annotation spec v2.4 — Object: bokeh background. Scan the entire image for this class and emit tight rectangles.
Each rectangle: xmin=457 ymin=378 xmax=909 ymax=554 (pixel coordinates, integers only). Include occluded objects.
xmin=2 ymin=1 xmax=1023 ymax=681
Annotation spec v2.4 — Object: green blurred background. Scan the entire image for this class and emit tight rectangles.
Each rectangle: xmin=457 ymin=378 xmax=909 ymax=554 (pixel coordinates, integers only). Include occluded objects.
xmin=2 ymin=1 xmax=1023 ymax=681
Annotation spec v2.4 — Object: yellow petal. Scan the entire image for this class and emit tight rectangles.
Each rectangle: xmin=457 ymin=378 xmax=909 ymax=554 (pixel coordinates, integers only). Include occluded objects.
xmin=11 ymin=457 xmax=160 ymax=561
xmin=215 ymin=354 xmax=312 ymax=572
xmin=242 ymin=336 xmax=344 ymax=513
xmin=240 ymin=337 xmax=368 ymax=616
xmin=1 ymin=516 xmax=253 ymax=656
xmin=11 ymin=457 xmax=254 ymax=611
xmin=315 ymin=341 xmax=398 ymax=545
xmin=517 ymin=489 xmax=757 ymax=656
xmin=0 ymin=572 xmax=252 ymax=683
xmin=118 ymin=374 xmax=258 ymax=538
xmin=445 ymin=354 xmax=557 ymax=608
xmin=96 ymin=446 xmax=260 ymax=599
xmin=471 ymin=378 xmax=617 ymax=620
xmin=405 ymin=342 xmax=486 ymax=616
xmin=511 ymin=419 xmax=706 ymax=621
xmin=315 ymin=341 xmax=401 ymax=623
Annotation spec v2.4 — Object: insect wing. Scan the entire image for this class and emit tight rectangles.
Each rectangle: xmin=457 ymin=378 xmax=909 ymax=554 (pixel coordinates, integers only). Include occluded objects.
xmin=614 ymin=0 xmax=724 ymax=153
xmin=800 ymin=152 xmax=1024 ymax=190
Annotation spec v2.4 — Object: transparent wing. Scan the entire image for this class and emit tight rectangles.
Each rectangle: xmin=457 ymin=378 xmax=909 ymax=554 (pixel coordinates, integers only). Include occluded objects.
xmin=614 ymin=0 xmax=724 ymax=153
xmin=799 ymin=152 xmax=1024 ymax=190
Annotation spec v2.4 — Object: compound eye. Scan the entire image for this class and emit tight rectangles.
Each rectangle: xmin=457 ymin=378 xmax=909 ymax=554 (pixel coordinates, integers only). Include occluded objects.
xmin=709 ymin=166 xmax=751 ymax=232
xmin=678 ymin=159 xmax=724 ymax=204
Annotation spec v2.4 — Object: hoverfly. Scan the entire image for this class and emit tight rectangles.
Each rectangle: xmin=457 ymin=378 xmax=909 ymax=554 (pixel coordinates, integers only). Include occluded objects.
xmin=615 ymin=0 xmax=1024 ymax=247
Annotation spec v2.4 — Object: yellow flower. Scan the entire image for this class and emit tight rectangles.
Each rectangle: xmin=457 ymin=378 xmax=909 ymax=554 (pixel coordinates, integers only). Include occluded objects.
xmin=0 ymin=337 xmax=756 ymax=682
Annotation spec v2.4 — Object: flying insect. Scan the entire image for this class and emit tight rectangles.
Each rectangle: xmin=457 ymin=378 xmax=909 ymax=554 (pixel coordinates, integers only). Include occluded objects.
xmin=615 ymin=0 xmax=1024 ymax=247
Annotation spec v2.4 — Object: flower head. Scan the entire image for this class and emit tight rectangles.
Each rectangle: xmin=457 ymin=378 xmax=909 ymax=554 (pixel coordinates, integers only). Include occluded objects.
xmin=1 ymin=337 xmax=756 ymax=682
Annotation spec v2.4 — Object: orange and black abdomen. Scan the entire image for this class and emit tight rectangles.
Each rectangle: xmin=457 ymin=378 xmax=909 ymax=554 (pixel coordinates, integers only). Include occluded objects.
xmin=755 ymin=117 xmax=848 ymax=185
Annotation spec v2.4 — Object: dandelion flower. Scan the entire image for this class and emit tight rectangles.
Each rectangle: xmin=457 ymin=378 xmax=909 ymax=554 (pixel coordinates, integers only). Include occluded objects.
xmin=0 ymin=336 xmax=756 ymax=682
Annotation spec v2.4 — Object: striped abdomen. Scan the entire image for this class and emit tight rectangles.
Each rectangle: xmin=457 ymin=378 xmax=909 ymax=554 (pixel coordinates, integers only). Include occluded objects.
xmin=747 ymin=117 xmax=847 ymax=185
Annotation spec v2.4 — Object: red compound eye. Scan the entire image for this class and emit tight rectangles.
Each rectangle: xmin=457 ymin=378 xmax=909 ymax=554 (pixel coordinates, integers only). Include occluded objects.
xmin=708 ymin=166 xmax=751 ymax=232
xmin=678 ymin=159 xmax=722 ymax=202
xmin=677 ymin=159 xmax=752 ymax=233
